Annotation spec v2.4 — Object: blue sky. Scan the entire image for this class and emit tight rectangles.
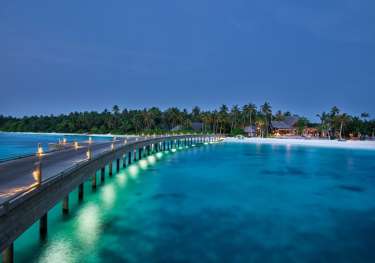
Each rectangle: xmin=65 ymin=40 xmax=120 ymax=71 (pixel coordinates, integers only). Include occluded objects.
xmin=0 ymin=0 xmax=374 ymax=120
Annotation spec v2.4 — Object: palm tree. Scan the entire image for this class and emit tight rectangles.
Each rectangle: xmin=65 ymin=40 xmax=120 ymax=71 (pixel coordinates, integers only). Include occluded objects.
xmin=330 ymin=106 xmax=340 ymax=117
xmin=242 ymin=103 xmax=257 ymax=129
xmin=112 ymin=105 xmax=120 ymax=115
xmin=361 ymin=112 xmax=369 ymax=122
xmin=260 ymin=102 xmax=272 ymax=137
xmin=337 ymin=113 xmax=351 ymax=140
xmin=255 ymin=115 xmax=265 ymax=138
xmin=316 ymin=112 xmax=330 ymax=138
xmin=219 ymin=104 xmax=229 ymax=134
xmin=192 ymin=106 xmax=201 ymax=122
xmin=230 ymin=105 xmax=241 ymax=133
xmin=211 ymin=110 xmax=219 ymax=134
xmin=142 ymin=110 xmax=154 ymax=130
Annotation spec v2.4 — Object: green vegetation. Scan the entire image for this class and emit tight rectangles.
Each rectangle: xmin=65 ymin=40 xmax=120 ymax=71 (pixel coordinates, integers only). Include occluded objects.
xmin=0 ymin=104 xmax=374 ymax=138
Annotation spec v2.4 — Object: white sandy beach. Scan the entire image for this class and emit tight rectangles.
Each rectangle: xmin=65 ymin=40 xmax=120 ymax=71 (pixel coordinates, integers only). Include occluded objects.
xmin=224 ymin=137 xmax=375 ymax=150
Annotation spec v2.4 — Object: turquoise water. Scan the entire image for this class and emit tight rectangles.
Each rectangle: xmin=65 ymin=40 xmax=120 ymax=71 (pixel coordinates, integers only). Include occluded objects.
xmin=3 ymin=141 xmax=374 ymax=262
xmin=0 ymin=132 xmax=112 ymax=161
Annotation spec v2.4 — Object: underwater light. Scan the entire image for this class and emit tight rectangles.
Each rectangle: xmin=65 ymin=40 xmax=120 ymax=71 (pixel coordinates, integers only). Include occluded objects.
xmin=147 ymin=155 xmax=156 ymax=165
xmin=139 ymin=159 xmax=148 ymax=169
xmin=128 ymin=165 xmax=139 ymax=177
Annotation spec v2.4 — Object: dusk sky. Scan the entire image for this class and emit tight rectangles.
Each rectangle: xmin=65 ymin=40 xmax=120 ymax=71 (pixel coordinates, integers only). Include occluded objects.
xmin=0 ymin=0 xmax=374 ymax=120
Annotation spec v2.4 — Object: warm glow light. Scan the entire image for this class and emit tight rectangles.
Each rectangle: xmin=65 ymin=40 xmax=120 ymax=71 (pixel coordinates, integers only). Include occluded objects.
xmin=33 ymin=169 xmax=41 ymax=184
xmin=88 ymin=136 xmax=92 ymax=144
xmin=111 ymin=143 xmax=115 ymax=151
xmin=86 ymin=149 xmax=92 ymax=160
xmin=37 ymin=143 xmax=43 ymax=157
xmin=63 ymin=137 xmax=67 ymax=144
xmin=74 ymin=141 xmax=79 ymax=150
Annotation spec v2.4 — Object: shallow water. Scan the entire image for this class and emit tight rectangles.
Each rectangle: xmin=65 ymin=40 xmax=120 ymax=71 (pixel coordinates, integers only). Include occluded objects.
xmin=5 ymin=141 xmax=375 ymax=263
xmin=0 ymin=132 xmax=112 ymax=161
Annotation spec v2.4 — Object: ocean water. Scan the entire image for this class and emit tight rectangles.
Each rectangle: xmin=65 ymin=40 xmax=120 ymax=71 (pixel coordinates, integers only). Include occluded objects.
xmin=3 ymin=140 xmax=375 ymax=262
xmin=0 ymin=132 xmax=112 ymax=161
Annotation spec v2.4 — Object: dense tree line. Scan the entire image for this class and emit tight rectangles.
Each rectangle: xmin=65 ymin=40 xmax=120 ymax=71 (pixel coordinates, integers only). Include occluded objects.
xmin=0 ymin=104 xmax=374 ymax=138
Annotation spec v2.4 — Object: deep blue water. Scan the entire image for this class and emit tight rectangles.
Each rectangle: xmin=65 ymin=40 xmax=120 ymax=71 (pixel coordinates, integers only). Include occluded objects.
xmin=2 ymin=135 xmax=375 ymax=263
xmin=0 ymin=132 xmax=112 ymax=161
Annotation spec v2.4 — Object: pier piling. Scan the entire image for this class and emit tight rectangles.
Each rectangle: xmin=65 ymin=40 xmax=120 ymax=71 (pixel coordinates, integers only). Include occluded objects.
xmin=109 ymin=162 xmax=113 ymax=177
xmin=62 ymin=195 xmax=69 ymax=214
xmin=101 ymin=167 xmax=105 ymax=183
xmin=92 ymin=173 xmax=97 ymax=190
xmin=40 ymin=213 xmax=48 ymax=240
xmin=2 ymin=243 xmax=14 ymax=263
xmin=78 ymin=183 xmax=84 ymax=201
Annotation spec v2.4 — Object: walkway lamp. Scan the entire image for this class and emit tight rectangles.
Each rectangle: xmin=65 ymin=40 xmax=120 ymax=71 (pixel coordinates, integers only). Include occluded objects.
xmin=88 ymin=136 xmax=92 ymax=144
xmin=63 ymin=137 xmax=67 ymax=145
xmin=74 ymin=141 xmax=79 ymax=150
xmin=86 ymin=147 xmax=93 ymax=160
xmin=33 ymin=161 xmax=42 ymax=185
xmin=111 ymin=142 xmax=115 ymax=151
xmin=37 ymin=143 xmax=43 ymax=158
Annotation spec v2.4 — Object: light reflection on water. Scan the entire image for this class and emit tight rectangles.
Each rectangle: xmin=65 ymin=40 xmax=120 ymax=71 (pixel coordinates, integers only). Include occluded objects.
xmin=138 ymin=159 xmax=148 ymax=169
xmin=128 ymin=164 xmax=139 ymax=178
xmin=117 ymin=172 xmax=128 ymax=187
xmin=147 ymin=155 xmax=156 ymax=165
xmin=12 ymin=143 xmax=375 ymax=263
xmin=76 ymin=204 xmax=101 ymax=246
xmin=39 ymin=238 xmax=74 ymax=263
xmin=101 ymin=184 xmax=116 ymax=209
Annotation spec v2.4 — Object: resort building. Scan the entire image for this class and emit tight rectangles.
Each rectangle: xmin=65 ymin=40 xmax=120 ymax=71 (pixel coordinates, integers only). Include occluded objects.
xmin=271 ymin=116 xmax=299 ymax=136
xmin=191 ymin=122 xmax=204 ymax=132
xmin=243 ymin=125 xmax=257 ymax=137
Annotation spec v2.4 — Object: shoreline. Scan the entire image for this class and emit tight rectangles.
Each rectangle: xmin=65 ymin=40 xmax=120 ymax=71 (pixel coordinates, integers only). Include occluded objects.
xmin=0 ymin=131 xmax=138 ymax=138
xmin=224 ymin=137 xmax=375 ymax=150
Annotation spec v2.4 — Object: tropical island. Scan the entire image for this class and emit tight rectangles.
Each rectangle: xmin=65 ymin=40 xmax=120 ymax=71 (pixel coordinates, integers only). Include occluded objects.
xmin=1 ymin=103 xmax=374 ymax=140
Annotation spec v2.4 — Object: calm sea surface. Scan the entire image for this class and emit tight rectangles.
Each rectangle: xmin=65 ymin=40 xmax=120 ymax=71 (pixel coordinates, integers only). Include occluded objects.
xmin=0 ymin=132 xmax=112 ymax=161
xmin=2 ymin=134 xmax=375 ymax=263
